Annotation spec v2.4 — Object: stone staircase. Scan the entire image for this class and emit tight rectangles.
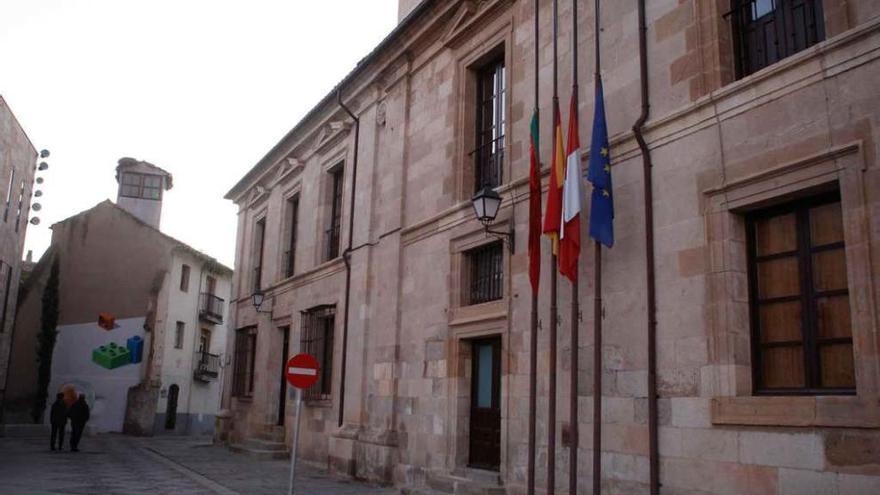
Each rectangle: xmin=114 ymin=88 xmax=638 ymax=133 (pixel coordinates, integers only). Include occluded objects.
xmin=401 ymin=468 xmax=505 ymax=495
xmin=229 ymin=424 xmax=289 ymax=460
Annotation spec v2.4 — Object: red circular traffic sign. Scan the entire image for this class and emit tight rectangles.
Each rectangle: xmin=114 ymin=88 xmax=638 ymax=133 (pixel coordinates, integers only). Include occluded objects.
xmin=286 ymin=353 xmax=320 ymax=389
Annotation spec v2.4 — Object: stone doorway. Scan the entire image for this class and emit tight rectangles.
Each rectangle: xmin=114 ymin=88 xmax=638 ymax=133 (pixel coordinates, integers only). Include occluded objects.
xmin=468 ymin=336 xmax=501 ymax=470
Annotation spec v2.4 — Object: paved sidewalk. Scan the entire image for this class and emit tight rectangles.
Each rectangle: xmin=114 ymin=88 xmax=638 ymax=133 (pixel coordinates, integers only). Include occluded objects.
xmin=0 ymin=433 xmax=397 ymax=495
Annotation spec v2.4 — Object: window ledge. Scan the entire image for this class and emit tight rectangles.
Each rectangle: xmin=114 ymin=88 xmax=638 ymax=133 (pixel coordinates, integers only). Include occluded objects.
xmin=449 ymin=299 xmax=507 ymax=327
xmin=712 ymin=396 xmax=880 ymax=428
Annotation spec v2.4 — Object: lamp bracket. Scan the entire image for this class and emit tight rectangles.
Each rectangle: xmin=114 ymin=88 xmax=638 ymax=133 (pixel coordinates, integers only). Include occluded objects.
xmin=483 ymin=223 xmax=515 ymax=254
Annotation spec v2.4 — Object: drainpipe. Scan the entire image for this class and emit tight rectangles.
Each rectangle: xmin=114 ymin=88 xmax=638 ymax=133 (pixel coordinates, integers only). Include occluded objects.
xmin=336 ymin=88 xmax=360 ymax=428
xmin=633 ymin=1 xmax=659 ymax=493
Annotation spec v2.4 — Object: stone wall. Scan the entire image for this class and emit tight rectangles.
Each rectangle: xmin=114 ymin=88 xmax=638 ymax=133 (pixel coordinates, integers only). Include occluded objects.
xmin=224 ymin=1 xmax=880 ymax=493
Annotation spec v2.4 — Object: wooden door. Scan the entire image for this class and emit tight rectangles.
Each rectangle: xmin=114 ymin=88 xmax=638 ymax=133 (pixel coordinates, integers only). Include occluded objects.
xmin=165 ymin=384 xmax=179 ymax=430
xmin=469 ymin=337 xmax=501 ymax=470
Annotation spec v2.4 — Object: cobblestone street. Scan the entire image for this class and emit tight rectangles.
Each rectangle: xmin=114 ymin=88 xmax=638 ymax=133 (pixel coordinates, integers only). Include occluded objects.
xmin=0 ymin=433 xmax=398 ymax=495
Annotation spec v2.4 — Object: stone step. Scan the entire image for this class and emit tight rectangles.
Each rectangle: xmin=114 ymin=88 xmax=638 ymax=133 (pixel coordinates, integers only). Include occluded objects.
xmin=425 ymin=470 xmax=505 ymax=495
xmin=229 ymin=443 xmax=290 ymax=460
xmin=243 ymin=438 xmax=288 ymax=451
xmin=399 ymin=488 xmax=449 ymax=495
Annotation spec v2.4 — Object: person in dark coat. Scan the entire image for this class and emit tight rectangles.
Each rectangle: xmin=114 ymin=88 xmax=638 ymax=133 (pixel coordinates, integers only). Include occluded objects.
xmin=67 ymin=394 xmax=90 ymax=452
xmin=49 ymin=393 xmax=67 ymax=451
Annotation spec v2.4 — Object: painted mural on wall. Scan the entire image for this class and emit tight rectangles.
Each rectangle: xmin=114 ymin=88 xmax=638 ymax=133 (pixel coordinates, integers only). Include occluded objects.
xmin=46 ymin=316 xmax=149 ymax=433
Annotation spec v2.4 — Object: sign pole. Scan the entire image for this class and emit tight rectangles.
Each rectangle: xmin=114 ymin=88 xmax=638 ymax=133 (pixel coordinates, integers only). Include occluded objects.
xmin=288 ymin=387 xmax=302 ymax=495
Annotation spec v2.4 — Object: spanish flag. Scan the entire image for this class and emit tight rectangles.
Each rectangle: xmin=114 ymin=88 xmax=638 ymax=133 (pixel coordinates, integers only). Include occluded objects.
xmin=542 ymin=99 xmax=565 ymax=254
xmin=559 ymin=92 xmax=582 ymax=281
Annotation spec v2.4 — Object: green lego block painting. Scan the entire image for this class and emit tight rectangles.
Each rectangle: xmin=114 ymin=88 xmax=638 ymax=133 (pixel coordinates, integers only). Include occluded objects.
xmin=91 ymin=342 xmax=131 ymax=370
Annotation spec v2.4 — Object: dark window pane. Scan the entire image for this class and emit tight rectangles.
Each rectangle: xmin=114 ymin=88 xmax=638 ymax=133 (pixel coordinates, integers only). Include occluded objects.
xmin=761 ymin=345 xmax=805 ymax=388
xmin=812 ymin=249 xmax=848 ymax=292
xmin=756 ymin=257 xmax=800 ymax=299
xmin=754 ymin=212 xmax=796 ymax=256
xmin=810 ymin=202 xmax=844 ymax=247
xmin=758 ymin=301 xmax=802 ymax=343
xmin=467 ymin=243 xmax=503 ymax=305
xmin=816 ymin=295 xmax=852 ymax=339
xmin=819 ymin=343 xmax=856 ymax=388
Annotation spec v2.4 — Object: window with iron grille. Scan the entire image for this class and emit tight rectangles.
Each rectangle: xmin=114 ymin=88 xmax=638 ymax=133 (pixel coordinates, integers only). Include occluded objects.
xmin=465 ymin=242 xmax=504 ymax=305
xmin=299 ymin=305 xmax=335 ymax=401
xmin=325 ymin=168 xmax=343 ymax=261
xmin=119 ymin=172 xmax=163 ymax=200
xmin=284 ymin=196 xmax=299 ymax=278
xmin=253 ymin=218 xmax=266 ymax=292
xmin=472 ymin=57 xmax=506 ymax=192
xmin=746 ymin=191 xmax=855 ymax=394
xmin=232 ymin=327 xmax=257 ymax=398
xmin=728 ymin=0 xmax=825 ymax=78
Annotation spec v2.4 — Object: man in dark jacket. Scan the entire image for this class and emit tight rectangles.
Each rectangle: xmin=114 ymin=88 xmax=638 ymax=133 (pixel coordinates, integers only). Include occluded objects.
xmin=68 ymin=394 xmax=90 ymax=452
xmin=49 ymin=393 xmax=67 ymax=451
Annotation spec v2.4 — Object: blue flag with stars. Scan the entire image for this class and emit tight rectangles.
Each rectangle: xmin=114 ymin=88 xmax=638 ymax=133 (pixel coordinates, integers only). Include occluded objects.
xmin=587 ymin=79 xmax=614 ymax=247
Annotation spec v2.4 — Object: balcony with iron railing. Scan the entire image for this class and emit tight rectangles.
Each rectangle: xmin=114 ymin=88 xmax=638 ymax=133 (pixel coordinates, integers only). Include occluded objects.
xmin=193 ymin=351 xmax=220 ymax=382
xmin=199 ymin=293 xmax=225 ymax=324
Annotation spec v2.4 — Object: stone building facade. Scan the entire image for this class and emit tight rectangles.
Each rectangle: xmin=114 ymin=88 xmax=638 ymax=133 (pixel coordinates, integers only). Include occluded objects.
xmin=223 ymin=1 xmax=880 ymax=493
xmin=0 ymin=95 xmax=37 ymax=422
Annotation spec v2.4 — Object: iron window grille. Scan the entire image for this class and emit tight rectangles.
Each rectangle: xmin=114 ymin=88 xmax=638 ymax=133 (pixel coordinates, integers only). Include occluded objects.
xmin=466 ymin=242 xmax=504 ymax=305
xmin=325 ymin=168 xmax=344 ymax=261
xmin=471 ymin=58 xmax=506 ymax=192
xmin=728 ymin=0 xmax=825 ymax=79
xmin=232 ymin=327 xmax=257 ymax=398
xmin=119 ymin=172 xmax=163 ymax=200
xmin=299 ymin=305 xmax=336 ymax=401
xmin=746 ymin=191 xmax=855 ymax=395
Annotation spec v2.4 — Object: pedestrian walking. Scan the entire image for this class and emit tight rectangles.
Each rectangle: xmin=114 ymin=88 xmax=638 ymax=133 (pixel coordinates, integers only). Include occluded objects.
xmin=49 ymin=393 xmax=68 ymax=451
xmin=68 ymin=394 xmax=90 ymax=452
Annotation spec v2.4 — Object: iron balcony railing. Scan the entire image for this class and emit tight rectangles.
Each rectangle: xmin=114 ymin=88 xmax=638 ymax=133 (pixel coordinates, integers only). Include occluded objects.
xmin=193 ymin=351 xmax=220 ymax=382
xmin=469 ymin=135 xmax=505 ymax=192
xmin=199 ymin=293 xmax=225 ymax=324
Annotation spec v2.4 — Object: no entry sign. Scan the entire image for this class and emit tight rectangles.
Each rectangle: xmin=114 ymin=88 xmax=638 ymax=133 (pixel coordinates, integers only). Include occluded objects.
xmin=286 ymin=353 xmax=319 ymax=389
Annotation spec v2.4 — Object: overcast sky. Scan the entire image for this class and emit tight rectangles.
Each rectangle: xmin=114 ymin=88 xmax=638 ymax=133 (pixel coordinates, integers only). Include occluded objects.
xmin=1 ymin=0 xmax=399 ymax=267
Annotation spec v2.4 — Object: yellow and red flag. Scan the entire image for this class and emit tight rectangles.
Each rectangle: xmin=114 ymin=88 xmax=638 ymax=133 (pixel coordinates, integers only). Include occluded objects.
xmin=559 ymin=93 xmax=582 ymax=281
xmin=542 ymin=99 xmax=565 ymax=254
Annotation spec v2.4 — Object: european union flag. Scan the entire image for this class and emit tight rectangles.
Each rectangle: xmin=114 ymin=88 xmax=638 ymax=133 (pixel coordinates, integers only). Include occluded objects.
xmin=587 ymin=79 xmax=614 ymax=248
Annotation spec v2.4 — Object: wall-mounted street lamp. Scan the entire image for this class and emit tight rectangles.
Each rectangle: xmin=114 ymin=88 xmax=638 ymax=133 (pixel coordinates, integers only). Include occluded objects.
xmin=251 ymin=289 xmax=272 ymax=313
xmin=471 ymin=186 xmax=515 ymax=253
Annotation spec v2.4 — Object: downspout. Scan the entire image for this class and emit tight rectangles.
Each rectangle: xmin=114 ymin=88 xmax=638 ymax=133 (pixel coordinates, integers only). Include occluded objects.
xmin=633 ymin=1 xmax=659 ymax=493
xmin=336 ymin=88 xmax=360 ymax=428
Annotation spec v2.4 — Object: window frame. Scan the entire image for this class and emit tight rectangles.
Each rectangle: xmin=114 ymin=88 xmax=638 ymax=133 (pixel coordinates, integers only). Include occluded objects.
xmin=300 ymin=305 xmax=336 ymax=402
xmin=464 ymin=241 xmax=504 ymax=306
xmin=253 ymin=217 xmax=266 ymax=292
xmin=284 ymin=195 xmax=300 ymax=278
xmin=745 ymin=191 xmax=855 ymax=395
xmin=472 ymin=57 xmax=506 ymax=192
xmin=325 ymin=167 xmax=344 ymax=262
xmin=119 ymin=172 xmax=164 ymax=201
xmin=180 ymin=264 xmax=190 ymax=292
xmin=174 ymin=321 xmax=185 ymax=349
xmin=729 ymin=0 xmax=826 ymax=79
xmin=232 ymin=326 xmax=257 ymax=398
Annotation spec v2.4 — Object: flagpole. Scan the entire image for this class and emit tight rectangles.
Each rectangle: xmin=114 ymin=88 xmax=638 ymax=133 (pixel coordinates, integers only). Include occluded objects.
xmin=592 ymin=2 xmax=603 ymax=495
xmin=527 ymin=0 xmax=539 ymax=493
xmin=569 ymin=0 xmax=579 ymax=494
xmin=548 ymin=1 xmax=559 ymax=494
